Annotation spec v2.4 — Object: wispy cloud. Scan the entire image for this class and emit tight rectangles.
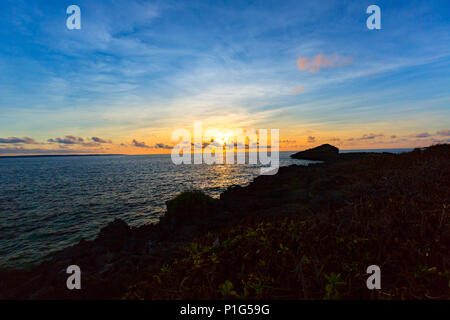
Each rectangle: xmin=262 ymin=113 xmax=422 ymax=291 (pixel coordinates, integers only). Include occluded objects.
xmin=92 ymin=137 xmax=112 ymax=143
xmin=48 ymin=135 xmax=85 ymax=145
xmin=0 ymin=147 xmax=101 ymax=155
xmin=436 ymin=129 xmax=450 ymax=136
xmin=132 ymin=139 xmax=172 ymax=150
xmin=0 ymin=137 xmax=37 ymax=144
xmin=359 ymin=133 xmax=384 ymax=140
xmin=413 ymin=132 xmax=431 ymax=138
xmin=297 ymin=53 xmax=352 ymax=73
xmin=345 ymin=133 xmax=385 ymax=142
xmin=155 ymin=143 xmax=172 ymax=150
xmin=280 ymin=139 xmax=297 ymax=144
xmin=47 ymin=135 xmax=112 ymax=147
xmin=132 ymin=139 xmax=151 ymax=148
xmin=291 ymin=85 xmax=305 ymax=94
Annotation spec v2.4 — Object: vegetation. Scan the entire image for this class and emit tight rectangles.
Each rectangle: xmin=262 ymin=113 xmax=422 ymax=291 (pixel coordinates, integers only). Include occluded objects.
xmin=164 ymin=190 xmax=220 ymax=223
xmin=125 ymin=145 xmax=450 ymax=299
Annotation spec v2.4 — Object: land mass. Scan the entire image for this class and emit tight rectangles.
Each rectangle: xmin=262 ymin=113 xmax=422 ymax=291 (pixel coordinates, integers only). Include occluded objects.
xmin=0 ymin=144 xmax=449 ymax=300
xmin=0 ymin=154 xmax=124 ymax=159
xmin=290 ymin=143 xmax=394 ymax=162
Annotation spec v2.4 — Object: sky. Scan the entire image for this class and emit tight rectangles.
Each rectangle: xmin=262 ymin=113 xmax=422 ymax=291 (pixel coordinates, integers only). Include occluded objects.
xmin=0 ymin=0 xmax=449 ymax=155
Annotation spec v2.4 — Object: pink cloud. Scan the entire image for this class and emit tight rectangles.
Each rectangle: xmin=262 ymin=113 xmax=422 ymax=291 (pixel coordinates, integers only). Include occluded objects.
xmin=297 ymin=52 xmax=352 ymax=73
xmin=291 ymin=85 xmax=305 ymax=94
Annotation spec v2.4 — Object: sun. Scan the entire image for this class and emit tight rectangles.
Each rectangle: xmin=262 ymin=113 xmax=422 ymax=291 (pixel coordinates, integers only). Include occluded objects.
xmin=215 ymin=136 xmax=227 ymax=145
xmin=212 ymin=130 xmax=235 ymax=146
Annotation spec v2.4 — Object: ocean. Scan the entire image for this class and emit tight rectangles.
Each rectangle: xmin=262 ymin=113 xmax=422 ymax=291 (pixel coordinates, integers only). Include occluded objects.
xmin=0 ymin=151 xmax=311 ymax=269
xmin=0 ymin=149 xmax=411 ymax=269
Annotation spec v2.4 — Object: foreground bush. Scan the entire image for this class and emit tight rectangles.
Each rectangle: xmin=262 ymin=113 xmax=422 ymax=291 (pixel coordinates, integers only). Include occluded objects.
xmin=163 ymin=190 xmax=220 ymax=225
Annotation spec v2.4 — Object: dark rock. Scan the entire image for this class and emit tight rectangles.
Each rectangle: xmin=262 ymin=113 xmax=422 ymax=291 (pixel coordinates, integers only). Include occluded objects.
xmin=95 ymin=219 xmax=131 ymax=251
xmin=291 ymin=144 xmax=339 ymax=161
xmin=291 ymin=144 xmax=394 ymax=162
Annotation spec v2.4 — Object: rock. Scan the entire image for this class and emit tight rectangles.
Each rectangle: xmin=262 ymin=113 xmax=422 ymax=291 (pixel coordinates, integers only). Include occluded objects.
xmin=290 ymin=144 xmax=339 ymax=162
xmin=146 ymin=240 xmax=154 ymax=254
xmin=99 ymin=263 xmax=114 ymax=275
xmin=95 ymin=219 xmax=131 ymax=251
xmin=28 ymin=285 xmax=56 ymax=300
xmin=291 ymin=144 xmax=395 ymax=162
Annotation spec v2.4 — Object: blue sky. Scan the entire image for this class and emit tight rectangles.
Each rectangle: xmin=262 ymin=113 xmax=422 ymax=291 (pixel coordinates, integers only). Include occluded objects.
xmin=0 ymin=0 xmax=449 ymax=154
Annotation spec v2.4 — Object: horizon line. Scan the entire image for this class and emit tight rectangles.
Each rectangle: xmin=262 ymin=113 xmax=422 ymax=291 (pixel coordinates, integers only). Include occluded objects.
xmin=0 ymin=147 xmax=420 ymax=158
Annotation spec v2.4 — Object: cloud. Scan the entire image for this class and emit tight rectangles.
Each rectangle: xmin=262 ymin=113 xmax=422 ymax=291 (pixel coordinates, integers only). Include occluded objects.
xmin=345 ymin=133 xmax=383 ymax=142
xmin=189 ymin=140 xmax=264 ymax=150
xmin=48 ymin=135 xmax=84 ymax=145
xmin=436 ymin=129 xmax=450 ymax=136
xmin=91 ymin=137 xmax=112 ymax=143
xmin=155 ymin=143 xmax=172 ymax=149
xmin=133 ymin=139 xmax=173 ymax=149
xmin=47 ymin=135 xmax=110 ymax=147
xmin=132 ymin=140 xmax=172 ymax=149
xmin=297 ymin=52 xmax=352 ymax=73
xmin=328 ymin=137 xmax=340 ymax=142
xmin=291 ymin=85 xmax=305 ymax=94
xmin=307 ymin=136 xmax=316 ymax=143
xmin=0 ymin=137 xmax=37 ymax=144
xmin=390 ymin=135 xmax=397 ymax=139
xmin=0 ymin=147 xmax=94 ymax=155
xmin=191 ymin=141 xmax=215 ymax=149
xmin=280 ymin=139 xmax=297 ymax=144
xmin=132 ymin=139 xmax=151 ymax=148
xmin=413 ymin=132 xmax=431 ymax=138
xmin=359 ymin=133 xmax=384 ymax=140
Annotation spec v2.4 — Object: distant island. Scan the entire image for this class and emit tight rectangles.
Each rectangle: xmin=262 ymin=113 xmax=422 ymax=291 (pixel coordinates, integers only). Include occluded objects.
xmin=0 ymin=144 xmax=449 ymax=300
xmin=291 ymin=143 xmax=395 ymax=162
xmin=0 ymin=154 xmax=124 ymax=159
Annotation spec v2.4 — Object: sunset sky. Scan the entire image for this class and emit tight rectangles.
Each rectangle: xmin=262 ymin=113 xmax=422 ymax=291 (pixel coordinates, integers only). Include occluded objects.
xmin=0 ymin=0 xmax=449 ymax=155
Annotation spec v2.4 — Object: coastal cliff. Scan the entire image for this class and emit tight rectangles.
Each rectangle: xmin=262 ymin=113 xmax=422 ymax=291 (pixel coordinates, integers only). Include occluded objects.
xmin=1 ymin=144 xmax=449 ymax=300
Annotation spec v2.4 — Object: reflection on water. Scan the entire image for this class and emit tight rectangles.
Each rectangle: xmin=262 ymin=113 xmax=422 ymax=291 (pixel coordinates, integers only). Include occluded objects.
xmin=0 ymin=152 xmax=310 ymax=268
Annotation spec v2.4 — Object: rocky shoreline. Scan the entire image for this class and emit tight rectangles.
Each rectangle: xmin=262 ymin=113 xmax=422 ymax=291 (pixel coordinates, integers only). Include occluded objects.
xmin=1 ymin=144 xmax=449 ymax=299
xmin=0 ymin=192 xmax=230 ymax=299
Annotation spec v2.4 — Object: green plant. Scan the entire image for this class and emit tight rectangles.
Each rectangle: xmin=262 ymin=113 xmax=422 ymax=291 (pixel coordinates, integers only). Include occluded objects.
xmin=324 ymin=273 xmax=345 ymax=300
